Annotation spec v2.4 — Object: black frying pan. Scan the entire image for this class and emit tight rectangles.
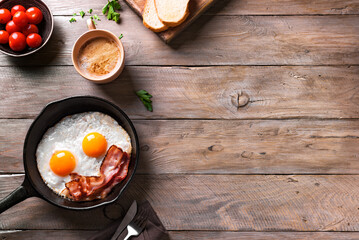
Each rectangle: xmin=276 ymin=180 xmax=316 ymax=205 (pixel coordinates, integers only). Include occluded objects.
xmin=0 ymin=96 xmax=139 ymax=213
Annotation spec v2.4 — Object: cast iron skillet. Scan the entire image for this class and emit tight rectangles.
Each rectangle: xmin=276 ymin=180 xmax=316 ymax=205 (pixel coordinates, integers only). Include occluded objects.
xmin=0 ymin=96 xmax=139 ymax=213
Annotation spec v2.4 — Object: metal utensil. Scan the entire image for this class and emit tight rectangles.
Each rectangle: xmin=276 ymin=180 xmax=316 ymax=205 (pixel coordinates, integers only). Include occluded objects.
xmin=119 ymin=206 xmax=148 ymax=240
xmin=107 ymin=200 xmax=138 ymax=240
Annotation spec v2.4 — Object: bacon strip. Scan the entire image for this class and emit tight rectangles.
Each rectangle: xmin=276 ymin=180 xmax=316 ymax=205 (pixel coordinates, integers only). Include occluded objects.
xmin=65 ymin=145 xmax=130 ymax=201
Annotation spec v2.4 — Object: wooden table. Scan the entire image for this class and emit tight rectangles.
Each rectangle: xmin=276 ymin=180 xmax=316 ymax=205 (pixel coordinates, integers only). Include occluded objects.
xmin=1 ymin=0 xmax=359 ymax=239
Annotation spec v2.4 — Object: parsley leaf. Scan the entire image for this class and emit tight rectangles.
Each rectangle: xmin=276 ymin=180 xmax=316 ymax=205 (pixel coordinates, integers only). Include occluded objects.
xmin=80 ymin=10 xmax=85 ymax=18
xmin=90 ymin=15 xmax=101 ymax=25
xmin=102 ymin=0 xmax=121 ymax=22
xmin=102 ymin=2 xmax=110 ymax=14
xmin=136 ymin=90 xmax=153 ymax=112
xmin=112 ymin=12 xmax=120 ymax=22
xmin=90 ymin=16 xmax=96 ymax=25
xmin=107 ymin=4 xmax=113 ymax=19
xmin=112 ymin=1 xmax=121 ymax=10
xmin=119 ymin=34 xmax=123 ymax=39
xmin=73 ymin=13 xmax=77 ymax=16
xmin=69 ymin=18 xmax=76 ymax=23
xmin=88 ymin=9 xmax=93 ymax=14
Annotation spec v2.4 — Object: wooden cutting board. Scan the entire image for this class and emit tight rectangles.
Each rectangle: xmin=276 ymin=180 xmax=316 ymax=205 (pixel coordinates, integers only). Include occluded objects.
xmin=124 ymin=0 xmax=218 ymax=43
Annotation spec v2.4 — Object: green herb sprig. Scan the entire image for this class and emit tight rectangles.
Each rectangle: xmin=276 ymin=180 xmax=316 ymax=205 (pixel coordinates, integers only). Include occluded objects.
xmin=70 ymin=9 xmax=93 ymax=23
xmin=136 ymin=90 xmax=153 ymax=112
xmin=91 ymin=14 xmax=101 ymax=25
xmin=102 ymin=0 xmax=121 ymax=23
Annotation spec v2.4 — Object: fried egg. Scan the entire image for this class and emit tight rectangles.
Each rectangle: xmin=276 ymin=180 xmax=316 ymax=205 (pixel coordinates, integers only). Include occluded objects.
xmin=36 ymin=112 xmax=132 ymax=197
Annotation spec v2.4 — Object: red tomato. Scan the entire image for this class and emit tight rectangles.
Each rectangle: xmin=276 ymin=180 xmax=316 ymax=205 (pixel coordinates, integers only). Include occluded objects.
xmin=26 ymin=7 xmax=43 ymax=25
xmin=6 ymin=20 xmax=21 ymax=34
xmin=0 ymin=30 xmax=9 ymax=44
xmin=26 ymin=33 xmax=42 ymax=48
xmin=22 ymin=24 xmax=38 ymax=36
xmin=13 ymin=11 xmax=29 ymax=28
xmin=11 ymin=5 xmax=26 ymax=16
xmin=9 ymin=32 xmax=26 ymax=51
xmin=0 ymin=8 xmax=11 ymax=24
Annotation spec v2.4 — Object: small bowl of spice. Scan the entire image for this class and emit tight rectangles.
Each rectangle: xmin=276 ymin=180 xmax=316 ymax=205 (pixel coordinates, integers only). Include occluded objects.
xmin=72 ymin=19 xmax=125 ymax=84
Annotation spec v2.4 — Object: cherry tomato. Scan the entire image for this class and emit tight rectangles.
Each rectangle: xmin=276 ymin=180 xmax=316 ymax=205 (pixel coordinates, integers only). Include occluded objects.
xmin=0 ymin=30 xmax=9 ymax=44
xmin=22 ymin=24 xmax=38 ymax=36
xmin=9 ymin=32 xmax=26 ymax=51
xmin=0 ymin=8 xmax=11 ymax=24
xmin=26 ymin=7 xmax=43 ymax=25
xmin=6 ymin=20 xmax=21 ymax=34
xmin=13 ymin=11 xmax=29 ymax=28
xmin=26 ymin=33 xmax=42 ymax=48
xmin=11 ymin=5 xmax=26 ymax=16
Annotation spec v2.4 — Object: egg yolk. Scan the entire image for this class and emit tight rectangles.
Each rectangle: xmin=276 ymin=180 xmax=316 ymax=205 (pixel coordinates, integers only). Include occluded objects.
xmin=50 ymin=150 xmax=76 ymax=177
xmin=82 ymin=132 xmax=107 ymax=157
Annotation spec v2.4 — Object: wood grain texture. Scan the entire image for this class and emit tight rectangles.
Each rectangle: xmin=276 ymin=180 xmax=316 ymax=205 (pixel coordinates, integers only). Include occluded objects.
xmin=124 ymin=0 xmax=218 ymax=43
xmin=1 ymin=119 xmax=359 ymax=174
xmin=207 ymin=0 xmax=359 ymax=15
xmin=0 ymin=15 xmax=358 ymax=66
xmin=0 ymin=0 xmax=358 ymax=236
xmin=1 ymin=66 xmax=359 ymax=119
xmin=2 ymin=230 xmax=359 ymax=240
xmin=1 ymin=174 xmax=359 ymax=231
xmin=45 ymin=0 xmax=359 ymax=16
xmin=169 ymin=231 xmax=359 ymax=239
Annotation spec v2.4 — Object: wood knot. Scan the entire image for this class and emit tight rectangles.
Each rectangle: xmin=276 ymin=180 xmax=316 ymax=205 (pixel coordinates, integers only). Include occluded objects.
xmin=287 ymin=177 xmax=298 ymax=183
xmin=141 ymin=145 xmax=150 ymax=151
xmin=208 ymin=145 xmax=224 ymax=152
xmin=231 ymin=91 xmax=250 ymax=109
xmin=241 ymin=151 xmax=253 ymax=158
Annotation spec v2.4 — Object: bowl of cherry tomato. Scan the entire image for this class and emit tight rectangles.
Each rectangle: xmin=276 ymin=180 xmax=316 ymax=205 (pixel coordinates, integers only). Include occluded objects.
xmin=0 ymin=0 xmax=53 ymax=57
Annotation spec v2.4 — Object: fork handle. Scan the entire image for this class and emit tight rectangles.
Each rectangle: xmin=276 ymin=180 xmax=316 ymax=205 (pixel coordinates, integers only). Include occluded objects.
xmin=123 ymin=226 xmax=137 ymax=240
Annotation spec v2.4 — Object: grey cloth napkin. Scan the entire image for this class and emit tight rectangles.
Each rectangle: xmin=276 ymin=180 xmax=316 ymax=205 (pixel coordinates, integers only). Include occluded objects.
xmin=88 ymin=200 xmax=169 ymax=240
xmin=115 ymin=200 xmax=169 ymax=240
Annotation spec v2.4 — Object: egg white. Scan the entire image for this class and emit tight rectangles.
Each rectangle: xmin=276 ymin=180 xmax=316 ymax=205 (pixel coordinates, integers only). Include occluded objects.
xmin=36 ymin=112 xmax=132 ymax=197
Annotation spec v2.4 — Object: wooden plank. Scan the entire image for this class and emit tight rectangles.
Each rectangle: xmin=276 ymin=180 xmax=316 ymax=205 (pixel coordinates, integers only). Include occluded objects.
xmin=1 ymin=174 xmax=359 ymax=231
xmin=124 ymin=0 xmax=218 ymax=43
xmin=0 ymin=15 xmax=358 ymax=66
xmin=169 ymin=231 xmax=359 ymax=239
xmin=45 ymin=0 xmax=359 ymax=16
xmin=207 ymin=0 xmax=359 ymax=15
xmin=1 ymin=66 xmax=359 ymax=119
xmin=2 ymin=230 xmax=359 ymax=240
xmin=0 ymin=230 xmax=95 ymax=240
xmin=2 ymin=119 xmax=359 ymax=174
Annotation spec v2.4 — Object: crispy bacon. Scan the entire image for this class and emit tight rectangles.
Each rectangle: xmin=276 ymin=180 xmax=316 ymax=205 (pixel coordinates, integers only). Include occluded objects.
xmin=65 ymin=145 xmax=130 ymax=201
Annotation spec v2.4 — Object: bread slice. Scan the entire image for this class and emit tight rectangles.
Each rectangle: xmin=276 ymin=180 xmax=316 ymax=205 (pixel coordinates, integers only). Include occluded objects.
xmin=154 ymin=0 xmax=190 ymax=27
xmin=143 ymin=0 xmax=169 ymax=32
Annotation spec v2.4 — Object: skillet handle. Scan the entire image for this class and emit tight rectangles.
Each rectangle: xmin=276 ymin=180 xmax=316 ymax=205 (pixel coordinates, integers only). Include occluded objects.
xmin=0 ymin=180 xmax=33 ymax=214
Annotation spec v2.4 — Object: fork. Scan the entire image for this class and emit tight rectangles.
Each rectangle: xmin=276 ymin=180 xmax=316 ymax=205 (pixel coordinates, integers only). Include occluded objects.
xmin=121 ymin=207 xmax=147 ymax=240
